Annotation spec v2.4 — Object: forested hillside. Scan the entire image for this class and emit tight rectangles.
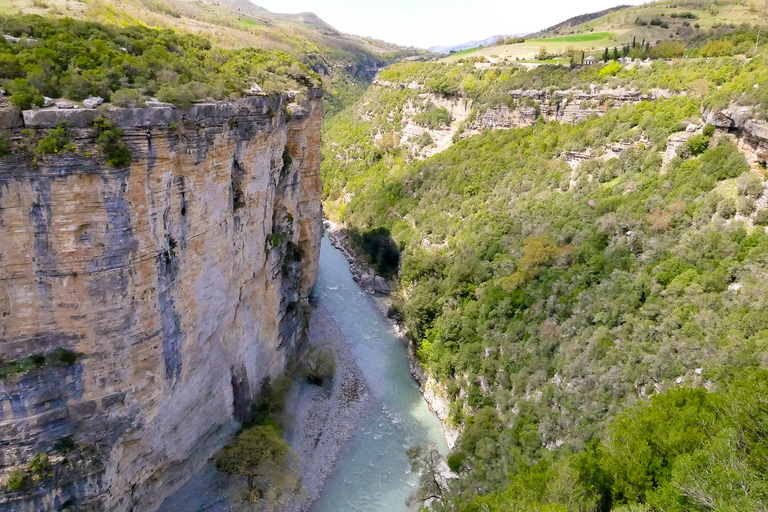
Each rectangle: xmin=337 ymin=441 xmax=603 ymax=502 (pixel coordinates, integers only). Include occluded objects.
xmin=321 ymin=12 xmax=768 ymax=512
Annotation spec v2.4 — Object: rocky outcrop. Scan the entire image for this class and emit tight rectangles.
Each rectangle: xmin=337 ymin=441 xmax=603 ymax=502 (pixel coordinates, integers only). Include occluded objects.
xmin=467 ymin=87 xmax=675 ymax=132
xmin=0 ymin=90 xmax=323 ymax=511
xmin=325 ymin=222 xmax=395 ymax=294
xmin=368 ymin=80 xmax=676 ymax=161
xmin=705 ymin=107 xmax=768 ymax=172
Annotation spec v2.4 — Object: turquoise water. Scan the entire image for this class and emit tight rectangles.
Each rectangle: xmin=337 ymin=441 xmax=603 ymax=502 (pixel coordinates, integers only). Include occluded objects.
xmin=309 ymin=236 xmax=448 ymax=512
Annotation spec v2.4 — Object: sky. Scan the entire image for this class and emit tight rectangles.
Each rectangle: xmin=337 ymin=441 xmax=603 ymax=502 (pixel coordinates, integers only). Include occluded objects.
xmin=252 ymin=0 xmax=648 ymax=49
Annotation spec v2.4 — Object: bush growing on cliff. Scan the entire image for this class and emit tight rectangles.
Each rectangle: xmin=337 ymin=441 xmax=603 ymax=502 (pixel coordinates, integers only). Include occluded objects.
xmin=413 ymin=102 xmax=453 ymax=129
xmin=35 ymin=122 xmax=73 ymax=155
xmin=93 ymin=117 xmax=131 ymax=167
xmin=6 ymin=469 xmax=26 ymax=491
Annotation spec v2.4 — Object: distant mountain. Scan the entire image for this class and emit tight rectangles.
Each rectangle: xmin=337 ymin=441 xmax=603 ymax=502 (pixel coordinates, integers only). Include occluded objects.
xmin=428 ymin=34 xmax=524 ymax=54
xmin=526 ymin=4 xmax=630 ymax=38
xmin=216 ymin=0 xmax=339 ymax=33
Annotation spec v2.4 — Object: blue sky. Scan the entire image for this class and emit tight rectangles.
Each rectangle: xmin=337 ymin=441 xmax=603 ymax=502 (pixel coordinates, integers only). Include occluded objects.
xmin=253 ymin=0 xmax=647 ymax=48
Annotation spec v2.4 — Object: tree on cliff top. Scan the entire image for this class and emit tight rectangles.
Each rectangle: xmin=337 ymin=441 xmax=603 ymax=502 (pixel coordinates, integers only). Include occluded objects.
xmin=216 ymin=425 xmax=300 ymax=510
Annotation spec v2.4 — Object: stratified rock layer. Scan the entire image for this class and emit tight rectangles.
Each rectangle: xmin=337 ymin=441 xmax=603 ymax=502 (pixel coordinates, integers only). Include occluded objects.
xmin=0 ymin=90 xmax=323 ymax=511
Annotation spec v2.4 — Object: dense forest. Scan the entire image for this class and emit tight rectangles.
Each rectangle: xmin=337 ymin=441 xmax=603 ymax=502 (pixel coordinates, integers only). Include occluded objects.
xmin=322 ymin=19 xmax=768 ymax=512
xmin=0 ymin=15 xmax=323 ymax=109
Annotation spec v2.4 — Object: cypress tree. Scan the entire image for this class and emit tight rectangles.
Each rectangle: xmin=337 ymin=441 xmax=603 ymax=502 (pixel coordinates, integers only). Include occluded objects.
xmin=603 ymin=47 xmax=610 ymax=62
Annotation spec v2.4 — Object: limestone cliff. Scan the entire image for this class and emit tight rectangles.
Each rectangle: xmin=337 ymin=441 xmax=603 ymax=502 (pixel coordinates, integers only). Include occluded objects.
xmin=0 ymin=90 xmax=323 ymax=511
xmin=368 ymin=80 xmax=675 ymax=161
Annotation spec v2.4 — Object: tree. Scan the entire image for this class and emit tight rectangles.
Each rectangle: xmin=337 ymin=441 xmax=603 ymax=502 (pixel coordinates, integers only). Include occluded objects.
xmin=301 ymin=341 xmax=336 ymax=387
xmin=603 ymin=47 xmax=610 ymax=62
xmin=613 ymin=47 xmax=620 ymax=60
xmin=216 ymin=425 xmax=300 ymax=508
xmin=406 ymin=445 xmax=453 ymax=509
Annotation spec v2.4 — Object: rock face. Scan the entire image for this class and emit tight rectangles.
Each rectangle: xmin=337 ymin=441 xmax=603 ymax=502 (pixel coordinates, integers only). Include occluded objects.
xmin=0 ymin=90 xmax=323 ymax=511
xmin=468 ymin=87 xmax=673 ymax=131
xmin=706 ymin=107 xmax=768 ymax=172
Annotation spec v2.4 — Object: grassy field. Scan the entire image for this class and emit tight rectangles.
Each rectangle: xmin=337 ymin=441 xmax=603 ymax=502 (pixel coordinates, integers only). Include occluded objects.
xmin=441 ymin=32 xmax=619 ymax=62
xmin=441 ymin=0 xmax=768 ymax=64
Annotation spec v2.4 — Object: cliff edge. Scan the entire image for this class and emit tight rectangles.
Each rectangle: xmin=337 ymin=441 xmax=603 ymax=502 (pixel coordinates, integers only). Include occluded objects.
xmin=0 ymin=90 xmax=323 ymax=511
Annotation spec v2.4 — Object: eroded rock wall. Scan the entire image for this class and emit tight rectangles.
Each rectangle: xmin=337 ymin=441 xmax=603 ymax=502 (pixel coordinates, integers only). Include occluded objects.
xmin=0 ymin=90 xmax=323 ymax=511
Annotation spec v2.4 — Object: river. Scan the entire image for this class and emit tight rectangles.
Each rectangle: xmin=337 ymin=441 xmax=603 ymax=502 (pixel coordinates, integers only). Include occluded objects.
xmin=158 ymin=236 xmax=447 ymax=512
xmin=308 ymin=235 xmax=449 ymax=512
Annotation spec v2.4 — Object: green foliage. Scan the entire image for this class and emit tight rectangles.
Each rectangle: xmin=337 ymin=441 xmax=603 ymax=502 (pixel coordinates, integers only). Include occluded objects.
xmin=753 ymin=208 xmax=768 ymax=226
xmin=6 ymin=469 xmax=26 ymax=491
xmin=683 ymin=133 xmax=709 ymax=155
xmin=0 ymin=133 xmax=9 ymax=157
xmin=0 ymin=14 xmax=319 ymax=109
xmin=413 ymin=102 xmax=452 ymax=129
xmin=598 ymin=61 xmax=622 ymax=77
xmin=215 ymin=424 xmax=299 ymax=505
xmin=350 ymin=227 xmax=400 ymax=276
xmin=35 ymin=122 xmax=72 ymax=155
xmin=649 ymin=41 xmax=686 ymax=59
xmin=93 ymin=117 xmax=131 ymax=167
xmin=28 ymin=453 xmax=50 ymax=475
xmin=737 ymin=171 xmax=764 ymax=198
xmin=5 ymin=77 xmax=42 ymax=109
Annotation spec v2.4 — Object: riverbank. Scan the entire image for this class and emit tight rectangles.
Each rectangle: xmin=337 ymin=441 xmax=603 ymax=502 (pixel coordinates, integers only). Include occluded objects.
xmin=283 ymin=301 xmax=370 ymax=512
xmin=325 ymin=221 xmax=460 ymax=449
xmin=157 ymin=301 xmax=370 ymax=512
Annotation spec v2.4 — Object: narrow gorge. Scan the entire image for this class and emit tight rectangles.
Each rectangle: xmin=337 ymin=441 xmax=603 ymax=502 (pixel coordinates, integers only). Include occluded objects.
xmin=0 ymin=90 xmax=323 ymax=511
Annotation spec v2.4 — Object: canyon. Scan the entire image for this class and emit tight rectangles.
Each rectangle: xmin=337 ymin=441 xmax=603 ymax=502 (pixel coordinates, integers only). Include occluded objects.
xmin=0 ymin=90 xmax=323 ymax=511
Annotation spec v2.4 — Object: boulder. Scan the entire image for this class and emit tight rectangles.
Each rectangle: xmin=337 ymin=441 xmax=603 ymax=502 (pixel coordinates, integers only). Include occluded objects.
xmin=23 ymin=108 xmax=98 ymax=128
xmin=249 ymin=83 xmax=263 ymax=94
xmin=359 ymin=273 xmax=375 ymax=290
xmin=56 ymin=101 xmax=75 ymax=109
xmin=83 ymin=96 xmax=104 ymax=109
xmin=43 ymin=97 xmax=55 ymax=108
xmin=374 ymin=276 xmax=391 ymax=293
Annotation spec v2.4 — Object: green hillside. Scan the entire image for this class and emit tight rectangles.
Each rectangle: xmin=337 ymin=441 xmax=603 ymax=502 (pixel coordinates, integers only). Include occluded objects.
xmin=0 ymin=0 xmax=430 ymax=114
xmin=443 ymin=0 xmax=768 ymax=62
xmin=322 ymin=21 xmax=768 ymax=512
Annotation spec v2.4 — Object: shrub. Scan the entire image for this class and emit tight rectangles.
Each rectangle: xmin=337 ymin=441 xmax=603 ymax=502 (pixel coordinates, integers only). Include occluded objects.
xmin=157 ymin=84 xmax=196 ymax=108
xmin=111 ymin=88 xmax=140 ymax=108
xmin=0 ymin=134 xmax=9 ymax=157
xmin=754 ymin=209 xmax=768 ymax=226
xmin=685 ymin=134 xmax=710 ymax=156
xmin=717 ymin=197 xmax=737 ymax=219
xmin=598 ymin=61 xmax=622 ymax=78
xmin=703 ymin=124 xmax=715 ymax=137
xmin=701 ymin=40 xmax=736 ymax=58
xmin=650 ymin=41 xmax=686 ymax=59
xmin=413 ymin=102 xmax=452 ymax=129
xmin=5 ymin=78 xmax=43 ymax=110
xmin=28 ymin=453 xmax=50 ymax=475
xmin=93 ymin=117 xmax=131 ymax=167
xmin=301 ymin=343 xmax=336 ymax=388
xmin=737 ymin=196 xmax=756 ymax=215
xmin=35 ymin=123 xmax=72 ymax=155
xmin=6 ymin=469 xmax=26 ymax=491
xmin=737 ymin=172 xmax=764 ymax=198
